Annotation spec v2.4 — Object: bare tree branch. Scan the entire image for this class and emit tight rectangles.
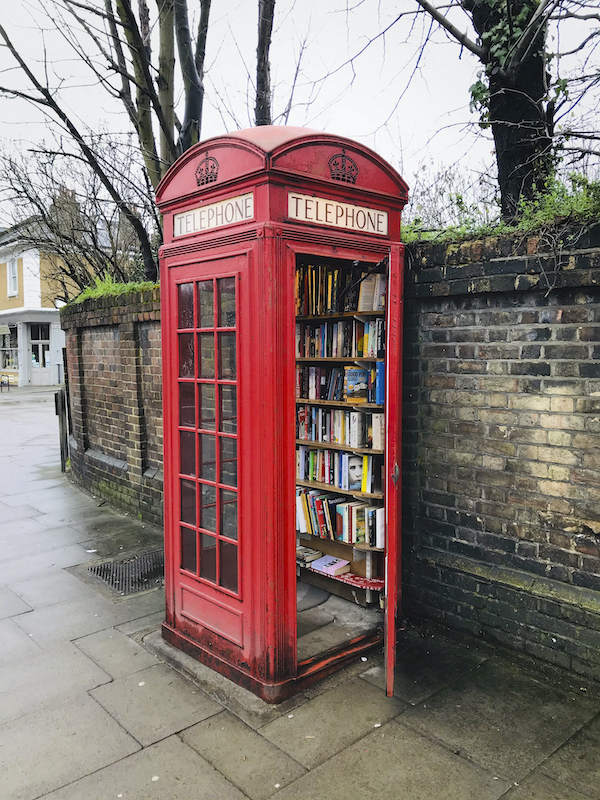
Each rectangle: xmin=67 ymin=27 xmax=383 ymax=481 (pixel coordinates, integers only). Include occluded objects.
xmin=414 ymin=0 xmax=485 ymax=59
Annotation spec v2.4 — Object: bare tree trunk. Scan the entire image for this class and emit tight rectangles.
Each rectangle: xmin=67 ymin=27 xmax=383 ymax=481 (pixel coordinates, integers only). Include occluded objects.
xmin=256 ymin=0 xmax=275 ymax=126
xmin=463 ymin=0 xmax=554 ymax=221
xmin=158 ymin=0 xmax=175 ymax=173
xmin=194 ymin=0 xmax=212 ymax=142
xmin=115 ymin=0 xmax=162 ymax=187
xmin=174 ymin=0 xmax=208 ymax=152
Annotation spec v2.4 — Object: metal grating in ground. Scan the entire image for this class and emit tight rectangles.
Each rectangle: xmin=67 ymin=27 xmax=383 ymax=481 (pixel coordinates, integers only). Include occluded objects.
xmin=87 ymin=549 xmax=164 ymax=595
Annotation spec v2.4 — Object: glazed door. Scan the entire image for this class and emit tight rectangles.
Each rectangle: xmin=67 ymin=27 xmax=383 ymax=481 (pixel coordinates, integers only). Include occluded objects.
xmin=384 ymin=243 xmax=404 ymax=697
xmin=165 ymin=253 xmax=248 ymax=656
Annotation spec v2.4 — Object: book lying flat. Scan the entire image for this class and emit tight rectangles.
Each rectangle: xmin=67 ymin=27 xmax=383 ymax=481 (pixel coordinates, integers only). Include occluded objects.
xmin=296 ymin=545 xmax=322 ymax=564
xmin=310 ymin=555 xmax=350 ymax=576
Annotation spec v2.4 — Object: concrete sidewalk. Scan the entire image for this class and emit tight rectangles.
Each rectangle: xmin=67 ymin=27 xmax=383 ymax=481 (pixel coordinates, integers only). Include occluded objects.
xmin=1 ymin=389 xmax=600 ymax=800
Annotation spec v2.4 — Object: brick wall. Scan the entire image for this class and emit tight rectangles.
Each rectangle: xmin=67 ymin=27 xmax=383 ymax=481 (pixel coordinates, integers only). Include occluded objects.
xmin=60 ymin=225 xmax=600 ymax=681
xmin=403 ymin=223 xmax=600 ymax=680
xmin=61 ymin=288 xmax=163 ymax=524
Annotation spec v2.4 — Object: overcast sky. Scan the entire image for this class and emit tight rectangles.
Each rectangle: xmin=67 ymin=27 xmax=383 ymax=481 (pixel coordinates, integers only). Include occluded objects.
xmin=0 ymin=1 xmax=503 ymax=225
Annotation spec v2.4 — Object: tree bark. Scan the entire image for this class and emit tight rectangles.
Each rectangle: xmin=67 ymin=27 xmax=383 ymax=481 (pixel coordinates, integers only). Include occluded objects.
xmin=463 ymin=0 xmax=554 ymax=221
xmin=158 ymin=0 xmax=175 ymax=173
xmin=256 ymin=0 xmax=275 ymax=126
xmin=174 ymin=0 xmax=206 ymax=152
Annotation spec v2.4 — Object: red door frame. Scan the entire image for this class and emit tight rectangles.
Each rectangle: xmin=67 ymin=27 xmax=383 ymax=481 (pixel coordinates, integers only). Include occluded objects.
xmin=161 ymin=230 xmax=404 ymax=701
xmin=156 ymin=127 xmax=408 ymax=702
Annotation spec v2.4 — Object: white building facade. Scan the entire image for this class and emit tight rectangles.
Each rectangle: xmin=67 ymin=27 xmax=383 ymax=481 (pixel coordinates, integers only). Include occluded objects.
xmin=0 ymin=226 xmax=66 ymax=386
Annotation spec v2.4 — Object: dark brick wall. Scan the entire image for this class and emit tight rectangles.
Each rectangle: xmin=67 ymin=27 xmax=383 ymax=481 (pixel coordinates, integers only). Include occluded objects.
xmin=138 ymin=321 xmax=163 ymax=476
xmin=61 ymin=289 xmax=163 ymax=525
xmin=81 ymin=326 xmax=127 ymax=461
xmin=60 ymin=225 xmax=600 ymax=681
xmin=403 ymin=223 xmax=600 ymax=681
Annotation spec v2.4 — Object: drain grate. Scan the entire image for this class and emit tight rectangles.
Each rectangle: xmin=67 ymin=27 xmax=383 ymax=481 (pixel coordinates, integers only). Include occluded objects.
xmin=87 ymin=549 xmax=164 ymax=595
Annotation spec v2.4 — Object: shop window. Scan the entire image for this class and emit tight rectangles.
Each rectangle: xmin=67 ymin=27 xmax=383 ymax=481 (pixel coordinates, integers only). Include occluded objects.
xmin=0 ymin=325 xmax=18 ymax=369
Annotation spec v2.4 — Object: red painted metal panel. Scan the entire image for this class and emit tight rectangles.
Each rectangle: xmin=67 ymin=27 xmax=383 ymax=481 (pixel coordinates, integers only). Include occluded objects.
xmin=384 ymin=244 xmax=405 ymax=697
xmin=157 ymin=126 xmax=408 ymax=701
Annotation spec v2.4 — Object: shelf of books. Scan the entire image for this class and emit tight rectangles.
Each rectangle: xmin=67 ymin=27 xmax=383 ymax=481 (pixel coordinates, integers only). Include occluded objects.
xmin=295 ymin=258 xmax=387 ymax=604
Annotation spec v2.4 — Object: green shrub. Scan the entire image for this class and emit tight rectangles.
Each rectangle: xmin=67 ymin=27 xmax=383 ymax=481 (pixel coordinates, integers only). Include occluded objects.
xmin=66 ymin=274 xmax=159 ymax=306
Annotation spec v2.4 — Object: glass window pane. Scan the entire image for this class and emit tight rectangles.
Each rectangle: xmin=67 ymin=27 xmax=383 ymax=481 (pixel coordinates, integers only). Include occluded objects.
xmin=40 ymin=324 xmax=50 ymax=340
xmin=179 ymin=333 xmax=194 ymax=377
xmin=221 ymin=489 xmax=238 ymax=541
xmin=180 ymin=430 xmax=195 ymax=476
xmin=199 ymin=384 xmax=216 ymax=430
xmin=199 ymin=333 xmax=215 ymax=378
xmin=181 ymin=527 xmax=196 ymax=572
xmin=178 ymin=283 xmax=194 ymax=328
xmin=220 ymin=438 xmax=237 ymax=486
xmin=218 ymin=277 xmax=236 ymax=327
xmin=32 ymin=344 xmax=40 ymax=364
xmin=42 ymin=344 xmax=50 ymax=367
xmin=31 ymin=324 xmax=39 ymax=341
xmin=220 ymin=541 xmax=238 ymax=592
xmin=199 ymin=434 xmax=216 ymax=480
xmin=219 ymin=332 xmax=236 ymax=379
xmin=180 ymin=479 xmax=196 ymax=526
xmin=179 ymin=383 xmax=195 ymax=427
xmin=200 ymin=483 xmax=216 ymax=532
xmin=219 ymin=385 xmax=237 ymax=433
xmin=198 ymin=280 xmax=214 ymax=328
xmin=200 ymin=534 xmax=217 ymax=583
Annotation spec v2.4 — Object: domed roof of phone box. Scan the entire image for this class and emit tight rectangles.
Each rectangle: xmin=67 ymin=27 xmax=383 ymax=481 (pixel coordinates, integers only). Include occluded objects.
xmin=156 ymin=125 xmax=408 ymax=210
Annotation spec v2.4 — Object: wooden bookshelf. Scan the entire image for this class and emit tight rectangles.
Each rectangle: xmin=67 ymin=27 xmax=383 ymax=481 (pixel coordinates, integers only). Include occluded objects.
xmin=296 ymin=357 xmax=384 ymax=363
xmin=297 ymin=310 xmax=385 ymax=322
xmin=296 ymin=398 xmax=384 ymax=410
xmin=295 ymin=258 xmax=387 ymax=599
xmin=296 ymin=439 xmax=384 ymax=456
xmin=296 ymin=478 xmax=384 ymax=501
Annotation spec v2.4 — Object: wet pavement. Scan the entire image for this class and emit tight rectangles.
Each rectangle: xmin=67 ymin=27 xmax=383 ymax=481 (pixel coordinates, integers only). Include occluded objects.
xmin=1 ymin=388 xmax=600 ymax=800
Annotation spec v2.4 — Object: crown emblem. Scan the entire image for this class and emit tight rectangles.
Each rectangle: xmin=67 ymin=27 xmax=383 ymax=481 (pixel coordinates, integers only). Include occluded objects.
xmin=328 ymin=149 xmax=359 ymax=184
xmin=195 ymin=152 xmax=219 ymax=186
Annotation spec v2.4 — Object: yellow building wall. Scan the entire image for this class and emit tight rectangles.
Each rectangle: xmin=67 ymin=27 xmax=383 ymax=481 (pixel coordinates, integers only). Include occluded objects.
xmin=0 ymin=258 xmax=24 ymax=311
xmin=39 ymin=252 xmax=82 ymax=306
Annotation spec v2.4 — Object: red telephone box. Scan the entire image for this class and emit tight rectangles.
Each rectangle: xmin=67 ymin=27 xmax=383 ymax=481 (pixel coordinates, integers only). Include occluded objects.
xmin=156 ymin=126 xmax=408 ymax=702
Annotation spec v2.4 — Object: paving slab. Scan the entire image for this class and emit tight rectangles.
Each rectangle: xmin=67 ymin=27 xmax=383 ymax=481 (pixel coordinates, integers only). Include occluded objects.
xmin=0 ymin=643 xmax=111 ymax=725
xmin=12 ymin=592 xmax=128 ymax=646
xmin=539 ymin=711 xmax=600 ymax=798
xmin=259 ymin=676 xmax=406 ymax=769
xmin=0 ymin=515 xmax=53 ymax=544
xmin=74 ymin=627 xmax=160 ymax=679
xmin=90 ymin=662 xmax=223 ymax=746
xmin=0 ymin=543 xmax=95 ymax=583
xmin=0 ymin=586 xmax=32 ymax=619
xmin=1 ymin=485 xmax=97 ymax=511
xmin=501 ymin=771 xmax=596 ymax=800
xmin=0 ymin=502 xmax=43 ymax=523
xmin=274 ymin=719 xmax=511 ymax=800
xmin=8 ymin=569 xmax=100 ymax=608
xmin=117 ymin=610 xmax=166 ymax=636
xmin=0 ymin=617 xmax=42 ymax=666
xmin=109 ymin=587 xmax=166 ymax=622
xmin=182 ymin=710 xmax=307 ymax=799
xmin=399 ymin=659 xmax=600 ymax=783
xmin=144 ymin=629 xmax=302 ymax=728
xmin=0 ymin=691 xmax=140 ymax=800
xmin=38 ymin=735 xmax=248 ymax=800
xmin=361 ymin=624 xmax=488 ymax=704
xmin=0 ymin=524 xmax=90 ymax=560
